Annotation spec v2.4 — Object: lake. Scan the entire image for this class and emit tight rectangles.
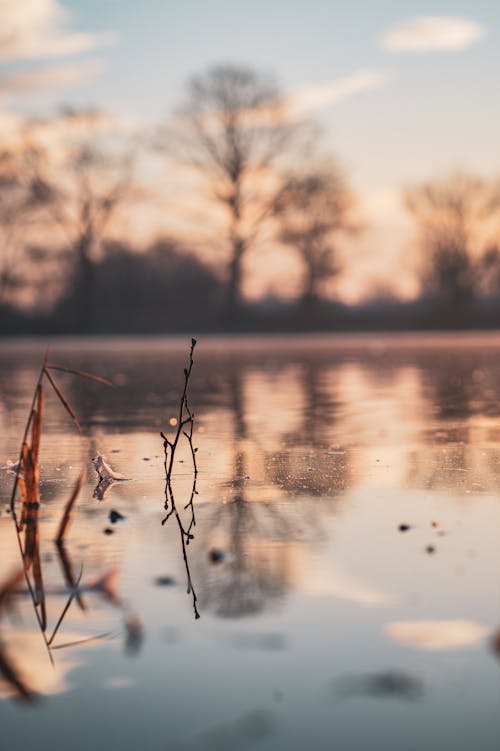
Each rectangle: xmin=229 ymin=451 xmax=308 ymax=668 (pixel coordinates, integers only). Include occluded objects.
xmin=0 ymin=333 xmax=499 ymax=751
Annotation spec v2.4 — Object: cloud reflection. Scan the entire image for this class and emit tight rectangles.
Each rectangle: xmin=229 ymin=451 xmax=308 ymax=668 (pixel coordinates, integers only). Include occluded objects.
xmin=385 ymin=619 xmax=487 ymax=650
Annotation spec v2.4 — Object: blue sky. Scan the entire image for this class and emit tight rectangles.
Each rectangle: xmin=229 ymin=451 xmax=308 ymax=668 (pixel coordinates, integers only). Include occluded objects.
xmin=1 ymin=0 xmax=499 ymax=299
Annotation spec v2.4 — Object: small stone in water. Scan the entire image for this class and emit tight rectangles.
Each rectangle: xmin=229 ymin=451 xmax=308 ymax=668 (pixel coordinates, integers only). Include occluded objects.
xmin=209 ymin=548 xmax=226 ymax=564
xmin=398 ymin=524 xmax=412 ymax=532
xmin=109 ymin=509 xmax=125 ymax=524
xmin=154 ymin=576 xmax=175 ymax=587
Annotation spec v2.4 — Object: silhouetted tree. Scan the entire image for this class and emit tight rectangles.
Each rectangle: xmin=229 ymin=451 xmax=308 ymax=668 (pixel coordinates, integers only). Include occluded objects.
xmin=273 ymin=160 xmax=356 ymax=306
xmin=3 ymin=111 xmax=135 ymax=330
xmin=405 ymin=172 xmax=500 ymax=312
xmin=0 ymin=145 xmax=57 ymax=308
xmin=166 ymin=64 xmax=304 ymax=315
xmin=89 ymin=238 xmax=222 ymax=332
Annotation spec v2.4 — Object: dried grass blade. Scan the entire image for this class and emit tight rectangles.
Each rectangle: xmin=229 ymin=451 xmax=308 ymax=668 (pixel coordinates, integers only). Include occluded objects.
xmin=55 ymin=542 xmax=86 ymax=611
xmin=0 ymin=569 xmax=24 ymax=612
xmin=0 ymin=642 xmax=36 ymax=703
xmin=50 ymin=632 xmax=112 ymax=651
xmin=55 ymin=472 xmax=84 ymax=544
xmin=47 ymin=566 xmax=83 ymax=646
xmin=43 ymin=368 xmax=81 ymax=432
xmin=17 ymin=470 xmax=27 ymax=532
xmin=46 ymin=365 xmax=114 ymax=387
xmin=30 ymin=385 xmax=44 ymax=467
xmin=32 ymin=548 xmax=47 ymax=631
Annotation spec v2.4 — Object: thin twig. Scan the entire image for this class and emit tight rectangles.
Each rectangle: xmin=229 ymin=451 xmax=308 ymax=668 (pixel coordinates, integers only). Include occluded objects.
xmin=160 ymin=338 xmax=200 ymax=618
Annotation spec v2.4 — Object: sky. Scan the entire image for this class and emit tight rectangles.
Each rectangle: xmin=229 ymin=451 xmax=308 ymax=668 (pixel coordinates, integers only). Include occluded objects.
xmin=1 ymin=0 xmax=499 ymax=302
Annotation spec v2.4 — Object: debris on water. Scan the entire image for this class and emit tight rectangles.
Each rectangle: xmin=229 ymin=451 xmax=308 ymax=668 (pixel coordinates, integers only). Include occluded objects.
xmin=124 ymin=611 xmax=144 ymax=656
xmin=398 ymin=524 xmax=412 ymax=532
xmin=142 ymin=457 xmax=150 ymax=461
xmin=1 ymin=459 xmax=21 ymax=475
xmin=93 ymin=477 xmax=117 ymax=501
xmin=209 ymin=548 xmax=227 ymax=564
xmin=92 ymin=454 xmax=128 ymax=482
xmin=154 ymin=576 xmax=176 ymax=587
xmin=430 ymin=520 xmax=439 ymax=528
xmin=425 ymin=545 xmax=436 ymax=554
xmin=335 ymin=670 xmax=424 ymax=701
xmin=103 ymin=527 xmax=114 ymax=535
xmin=109 ymin=509 xmax=126 ymax=524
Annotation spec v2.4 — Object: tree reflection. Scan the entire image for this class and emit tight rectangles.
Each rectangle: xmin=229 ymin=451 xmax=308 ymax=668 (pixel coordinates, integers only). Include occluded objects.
xmin=197 ymin=452 xmax=290 ymax=618
xmin=196 ymin=359 xmax=345 ymax=618
xmin=266 ymin=360 xmax=349 ymax=497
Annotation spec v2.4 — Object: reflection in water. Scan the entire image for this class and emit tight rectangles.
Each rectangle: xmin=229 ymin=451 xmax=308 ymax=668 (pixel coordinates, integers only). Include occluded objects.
xmin=172 ymin=708 xmax=276 ymax=751
xmin=197 ymin=451 xmax=290 ymax=618
xmin=335 ymin=670 xmax=425 ymax=701
xmin=385 ymin=620 xmax=488 ymax=651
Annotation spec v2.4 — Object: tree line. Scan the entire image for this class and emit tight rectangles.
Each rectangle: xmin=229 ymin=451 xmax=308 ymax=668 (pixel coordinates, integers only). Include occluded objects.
xmin=1 ymin=64 xmax=500 ymax=334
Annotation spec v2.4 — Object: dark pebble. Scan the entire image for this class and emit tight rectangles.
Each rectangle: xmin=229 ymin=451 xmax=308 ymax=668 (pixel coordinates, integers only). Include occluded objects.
xmin=398 ymin=524 xmax=411 ymax=532
xmin=154 ymin=576 xmax=176 ymax=587
xmin=103 ymin=527 xmax=114 ymax=535
xmin=425 ymin=545 xmax=436 ymax=554
xmin=209 ymin=548 xmax=226 ymax=564
xmin=109 ymin=509 xmax=126 ymax=523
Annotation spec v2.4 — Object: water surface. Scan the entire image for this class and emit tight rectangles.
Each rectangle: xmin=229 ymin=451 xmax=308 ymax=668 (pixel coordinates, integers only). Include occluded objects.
xmin=0 ymin=334 xmax=499 ymax=750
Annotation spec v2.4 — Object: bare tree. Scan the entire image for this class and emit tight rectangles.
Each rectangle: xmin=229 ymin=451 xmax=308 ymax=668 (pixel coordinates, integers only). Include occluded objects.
xmin=272 ymin=160 xmax=356 ymax=305
xmin=166 ymin=64 xmax=304 ymax=314
xmin=405 ymin=172 xmax=500 ymax=309
xmin=0 ymin=112 xmax=135 ymax=327
xmin=34 ymin=140 xmax=133 ymax=330
xmin=0 ymin=146 xmax=54 ymax=307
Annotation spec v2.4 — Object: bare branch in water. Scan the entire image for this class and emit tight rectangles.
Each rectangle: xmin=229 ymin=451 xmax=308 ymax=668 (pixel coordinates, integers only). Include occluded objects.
xmin=161 ymin=338 xmax=200 ymax=619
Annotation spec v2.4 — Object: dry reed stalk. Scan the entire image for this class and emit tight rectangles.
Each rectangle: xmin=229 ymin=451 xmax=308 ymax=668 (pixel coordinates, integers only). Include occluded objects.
xmin=0 ymin=640 xmax=36 ymax=703
xmin=6 ymin=352 xmax=112 ymax=661
xmin=42 ymin=367 xmax=81 ymax=433
xmin=55 ymin=542 xmax=86 ymax=612
xmin=0 ymin=569 xmax=36 ymax=702
xmin=55 ymin=472 xmax=84 ymax=544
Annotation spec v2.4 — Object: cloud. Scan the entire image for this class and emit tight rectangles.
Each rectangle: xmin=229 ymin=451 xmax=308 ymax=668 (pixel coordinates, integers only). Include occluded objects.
xmin=381 ymin=16 xmax=486 ymax=52
xmin=0 ymin=0 xmax=116 ymax=62
xmin=288 ymin=69 xmax=392 ymax=118
xmin=385 ymin=619 xmax=487 ymax=650
xmin=0 ymin=61 xmax=103 ymax=99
